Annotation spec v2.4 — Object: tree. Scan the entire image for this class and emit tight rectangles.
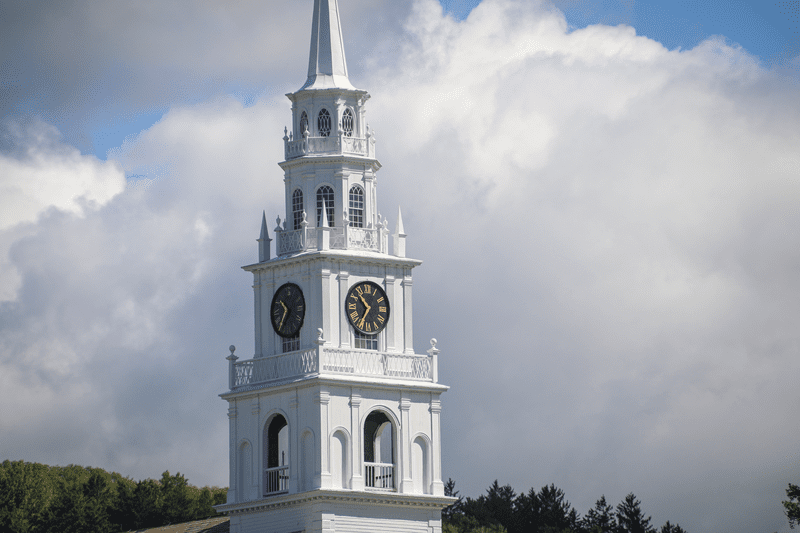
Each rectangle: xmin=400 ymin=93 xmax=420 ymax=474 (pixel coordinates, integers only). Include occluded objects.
xmin=785 ymin=483 xmax=800 ymax=529
xmin=615 ymin=493 xmax=655 ymax=533
xmin=537 ymin=484 xmax=578 ymax=532
xmin=583 ymin=495 xmax=616 ymax=533
xmin=444 ymin=478 xmax=464 ymax=523
xmin=659 ymin=521 xmax=687 ymax=533
xmin=160 ymin=471 xmax=195 ymax=525
xmin=0 ymin=460 xmax=52 ymax=533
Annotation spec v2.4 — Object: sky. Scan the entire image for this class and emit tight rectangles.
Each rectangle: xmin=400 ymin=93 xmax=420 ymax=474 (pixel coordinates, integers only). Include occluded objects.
xmin=1 ymin=0 xmax=799 ymax=532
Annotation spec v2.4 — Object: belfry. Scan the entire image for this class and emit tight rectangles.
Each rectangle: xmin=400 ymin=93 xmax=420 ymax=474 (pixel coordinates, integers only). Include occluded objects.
xmin=216 ymin=1 xmax=453 ymax=532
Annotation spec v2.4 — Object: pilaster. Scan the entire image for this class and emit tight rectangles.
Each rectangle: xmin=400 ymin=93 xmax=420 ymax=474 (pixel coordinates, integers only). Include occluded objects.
xmin=318 ymin=390 xmax=332 ymax=488
xmin=402 ymin=273 xmax=414 ymax=354
xmin=399 ymin=396 xmax=412 ymax=493
xmin=430 ymin=398 xmax=444 ymax=496
xmin=337 ymin=271 xmax=350 ymax=348
xmin=349 ymin=391 xmax=363 ymax=491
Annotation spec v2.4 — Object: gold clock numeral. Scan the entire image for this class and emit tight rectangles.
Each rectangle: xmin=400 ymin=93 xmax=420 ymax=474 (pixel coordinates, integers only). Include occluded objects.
xmin=378 ymin=306 xmax=386 ymax=313
xmin=364 ymin=284 xmax=372 ymax=294
xmin=356 ymin=286 xmax=363 ymax=296
xmin=377 ymin=315 xmax=385 ymax=324
xmin=348 ymin=302 xmax=356 ymax=310
xmin=365 ymin=322 xmax=371 ymax=332
xmin=377 ymin=296 xmax=384 ymax=303
xmin=350 ymin=311 xmax=359 ymax=320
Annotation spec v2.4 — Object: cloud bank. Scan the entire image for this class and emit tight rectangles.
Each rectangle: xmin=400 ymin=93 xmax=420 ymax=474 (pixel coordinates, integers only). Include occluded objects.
xmin=1 ymin=1 xmax=799 ymax=531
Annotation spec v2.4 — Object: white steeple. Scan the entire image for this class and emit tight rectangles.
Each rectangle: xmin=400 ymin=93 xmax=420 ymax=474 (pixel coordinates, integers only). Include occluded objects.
xmin=300 ymin=0 xmax=357 ymax=90
xmin=257 ymin=211 xmax=271 ymax=262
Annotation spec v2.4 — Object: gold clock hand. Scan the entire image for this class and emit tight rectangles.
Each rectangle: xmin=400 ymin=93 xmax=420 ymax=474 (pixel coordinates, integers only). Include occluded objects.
xmin=278 ymin=300 xmax=289 ymax=331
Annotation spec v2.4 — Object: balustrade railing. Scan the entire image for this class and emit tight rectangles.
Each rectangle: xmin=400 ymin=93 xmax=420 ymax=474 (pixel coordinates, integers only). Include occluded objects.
xmin=276 ymin=225 xmax=384 ymax=256
xmin=364 ymin=462 xmax=395 ymax=490
xmin=284 ymin=134 xmax=373 ymax=160
xmin=228 ymin=347 xmax=436 ymax=390
xmin=264 ymin=465 xmax=289 ymax=495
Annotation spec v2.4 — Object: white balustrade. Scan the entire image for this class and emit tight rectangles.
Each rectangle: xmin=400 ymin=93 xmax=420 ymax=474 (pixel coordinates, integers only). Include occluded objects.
xmin=264 ymin=465 xmax=289 ymax=495
xmin=276 ymin=225 xmax=384 ymax=255
xmin=284 ymin=135 xmax=371 ymax=160
xmin=364 ymin=462 xmax=395 ymax=490
xmin=229 ymin=347 xmax=434 ymax=389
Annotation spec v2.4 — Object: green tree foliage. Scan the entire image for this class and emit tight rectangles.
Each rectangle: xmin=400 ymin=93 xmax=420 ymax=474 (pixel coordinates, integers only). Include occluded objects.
xmin=785 ymin=483 xmax=800 ymax=529
xmin=443 ymin=481 xmax=686 ymax=533
xmin=614 ymin=493 xmax=655 ymax=533
xmin=659 ymin=521 xmax=686 ymax=533
xmin=0 ymin=460 xmax=228 ymax=533
xmin=582 ymin=495 xmax=616 ymax=533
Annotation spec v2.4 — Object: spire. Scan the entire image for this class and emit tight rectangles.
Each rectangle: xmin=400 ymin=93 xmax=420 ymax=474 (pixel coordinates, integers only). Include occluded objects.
xmin=301 ymin=0 xmax=357 ymax=90
xmin=393 ymin=207 xmax=407 ymax=258
xmin=258 ymin=211 xmax=271 ymax=262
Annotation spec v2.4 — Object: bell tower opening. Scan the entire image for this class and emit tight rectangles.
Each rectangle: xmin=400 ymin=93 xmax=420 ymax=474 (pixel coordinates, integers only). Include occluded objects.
xmin=264 ymin=415 xmax=289 ymax=495
xmin=364 ymin=410 xmax=395 ymax=490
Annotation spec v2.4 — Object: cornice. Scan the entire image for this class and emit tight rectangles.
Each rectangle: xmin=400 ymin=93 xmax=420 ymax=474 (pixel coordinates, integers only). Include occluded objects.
xmin=278 ymin=154 xmax=382 ymax=172
xmin=219 ymin=373 xmax=449 ymax=401
xmin=242 ymin=250 xmax=422 ymax=273
xmin=215 ymin=489 xmax=455 ymax=515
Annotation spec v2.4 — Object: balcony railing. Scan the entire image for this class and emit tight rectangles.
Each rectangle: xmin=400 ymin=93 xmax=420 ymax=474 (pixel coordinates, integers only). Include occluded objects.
xmin=284 ymin=131 xmax=375 ymax=161
xmin=227 ymin=344 xmax=439 ymax=390
xmin=275 ymin=224 xmax=388 ymax=256
xmin=264 ymin=465 xmax=289 ymax=495
xmin=365 ymin=462 xmax=395 ymax=490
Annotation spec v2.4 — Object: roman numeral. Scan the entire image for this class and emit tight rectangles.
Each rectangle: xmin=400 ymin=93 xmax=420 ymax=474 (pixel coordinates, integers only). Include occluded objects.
xmin=377 ymin=315 xmax=385 ymax=323
xmin=376 ymin=296 xmax=384 ymax=303
xmin=348 ymin=303 xmax=356 ymax=310
xmin=364 ymin=285 xmax=372 ymax=294
xmin=350 ymin=311 xmax=358 ymax=320
xmin=378 ymin=306 xmax=387 ymax=313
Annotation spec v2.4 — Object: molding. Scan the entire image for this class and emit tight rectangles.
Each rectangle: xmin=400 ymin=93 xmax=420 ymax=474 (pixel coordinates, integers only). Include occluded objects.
xmin=215 ymin=489 xmax=456 ymax=516
xmin=242 ymin=251 xmax=421 ymax=273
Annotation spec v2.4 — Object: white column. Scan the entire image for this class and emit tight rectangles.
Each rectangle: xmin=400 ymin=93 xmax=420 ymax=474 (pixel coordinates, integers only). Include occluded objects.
xmin=399 ymin=396 xmax=412 ymax=493
xmin=402 ymin=273 xmax=414 ymax=354
xmin=318 ymin=390 xmax=331 ymax=488
xmin=338 ymin=271 xmax=350 ymax=348
xmin=253 ymin=272 xmax=262 ymax=357
xmin=289 ymin=392 xmax=300 ymax=493
xmin=430 ymin=398 xmax=444 ymax=496
xmin=350 ymin=391 xmax=363 ymax=490
xmin=227 ymin=402 xmax=237 ymax=503
xmin=385 ymin=275 xmax=396 ymax=352
xmin=319 ymin=267 xmax=332 ymax=345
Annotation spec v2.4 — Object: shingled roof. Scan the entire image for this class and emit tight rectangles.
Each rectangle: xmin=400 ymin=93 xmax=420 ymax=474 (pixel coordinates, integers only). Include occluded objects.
xmin=131 ymin=516 xmax=229 ymax=533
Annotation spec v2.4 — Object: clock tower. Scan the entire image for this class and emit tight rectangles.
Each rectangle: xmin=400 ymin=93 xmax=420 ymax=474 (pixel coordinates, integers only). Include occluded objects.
xmin=216 ymin=1 xmax=453 ymax=532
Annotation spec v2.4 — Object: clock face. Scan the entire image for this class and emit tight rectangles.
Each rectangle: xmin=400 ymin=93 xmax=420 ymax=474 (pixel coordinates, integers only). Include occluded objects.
xmin=271 ymin=283 xmax=305 ymax=338
xmin=345 ymin=281 xmax=390 ymax=335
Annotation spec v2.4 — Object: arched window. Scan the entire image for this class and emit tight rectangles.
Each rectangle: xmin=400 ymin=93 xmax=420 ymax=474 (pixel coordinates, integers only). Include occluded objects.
xmin=318 ymin=109 xmax=331 ymax=137
xmin=412 ymin=436 xmax=431 ymax=495
xmin=364 ymin=410 xmax=395 ymax=490
xmin=342 ymin=108 xmax=354 ymax=137
xmin=299 ymin=111 xmax=309 ymax=137
xmin=264 ymin=415 xmax=289 ymax=495
xmin=348 ymin=185 xmax=364 ymax=228
xmin=316 ymin=185 xmax=335 ymax=227
xmin=292 ymin=189 xmax=304 ymax=231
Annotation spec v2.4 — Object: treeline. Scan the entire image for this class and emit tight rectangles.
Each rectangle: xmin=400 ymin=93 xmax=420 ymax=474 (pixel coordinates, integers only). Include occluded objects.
xmin=0 ymin=460 xmax=227 ymax=533
xmin=443 ymin=480 xmax=686 ymax=533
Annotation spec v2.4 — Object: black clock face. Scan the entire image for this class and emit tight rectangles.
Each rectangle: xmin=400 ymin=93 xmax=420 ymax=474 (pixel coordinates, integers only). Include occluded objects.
xmin=346 ymin=281 xmax=390 ymax=335
xmin=271 ymin=283 xmax=305 ymax=338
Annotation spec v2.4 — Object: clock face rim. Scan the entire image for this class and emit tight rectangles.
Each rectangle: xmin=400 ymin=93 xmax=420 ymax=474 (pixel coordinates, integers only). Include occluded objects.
xmin=270 ymin=282 xmax=306 ymax=338
xmin=345 ymin=280 xmax=390 ymax=336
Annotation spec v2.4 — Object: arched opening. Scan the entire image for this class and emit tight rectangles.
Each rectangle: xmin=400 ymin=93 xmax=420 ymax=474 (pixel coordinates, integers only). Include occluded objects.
xmin=316 ymin=185 xmax=335 ymax=227
xmin=348 ymin=185 xmax=364 ymax=228
xmin=364 ymin=410 xmax=395 ymax=490
xmin=292 ymin=188 xmax=304 ymax=230
xmin=299 ymin=111 xmax=309 ymax=137
xmin=342 ymin=108 xmax=354 ymax=137
xmin=318 ymin=109 xmax=331 ymax=137
xmin=263 ymin=415 xmax=289 ymax=495
xmin=331 ymin=430 xmax=349 ymax=489
xmin=412 ymin=436 xmax=430 ymax=494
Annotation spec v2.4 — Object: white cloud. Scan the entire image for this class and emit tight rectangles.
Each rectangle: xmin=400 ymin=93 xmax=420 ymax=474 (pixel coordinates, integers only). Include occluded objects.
xmin=1 ymin=0 xmax=799 ymax=531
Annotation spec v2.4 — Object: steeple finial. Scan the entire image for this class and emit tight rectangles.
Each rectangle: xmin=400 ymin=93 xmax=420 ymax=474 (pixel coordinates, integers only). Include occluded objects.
xmin=301 ymin=0 xmax=356 ymax=90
